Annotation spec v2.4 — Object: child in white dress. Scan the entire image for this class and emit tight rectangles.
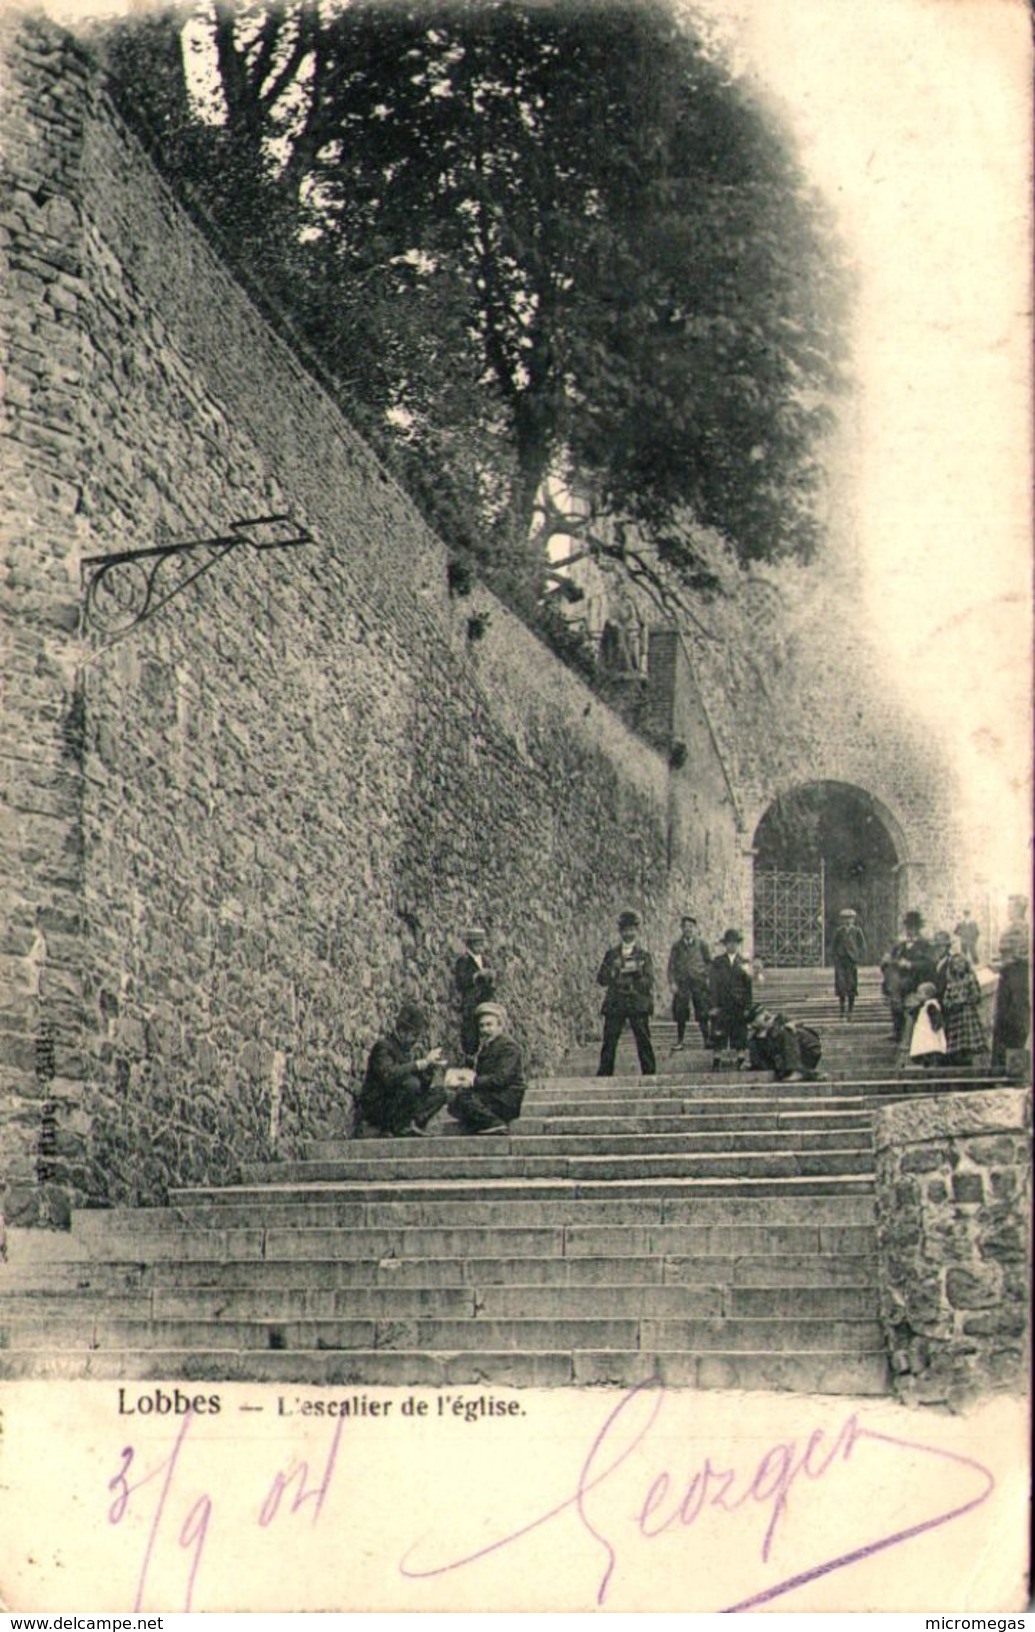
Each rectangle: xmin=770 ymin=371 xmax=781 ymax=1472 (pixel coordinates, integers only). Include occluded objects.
xmin=909 ymin=981 xmax=947 ymax=1066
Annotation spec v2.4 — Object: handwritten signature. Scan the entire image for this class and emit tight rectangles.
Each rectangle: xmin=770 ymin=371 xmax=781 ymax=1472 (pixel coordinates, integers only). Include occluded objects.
xmin=399 ymin=1382 xmax=996 ymax=1610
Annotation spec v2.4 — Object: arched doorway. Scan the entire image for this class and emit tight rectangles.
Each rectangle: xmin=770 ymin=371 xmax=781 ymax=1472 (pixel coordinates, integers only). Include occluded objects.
xmin=753 ymin=782 xmax=902 ymax=966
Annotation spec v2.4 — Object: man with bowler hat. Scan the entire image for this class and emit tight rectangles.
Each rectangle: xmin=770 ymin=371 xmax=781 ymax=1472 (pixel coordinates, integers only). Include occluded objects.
xmin=708 ymin=928 xmax=754 ymax=1069
xmin=596 ymin=911 xmax=657 ymax=1076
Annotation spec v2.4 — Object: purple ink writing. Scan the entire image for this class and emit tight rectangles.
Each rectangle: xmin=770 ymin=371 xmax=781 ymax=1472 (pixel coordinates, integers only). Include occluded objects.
xmin=399 ymin=1382 xmax=996 ymax=1610
xmin=107 ymin=1411 xmax=208 ymax=1611
xmin=259 ymin=1416 xmax=343 ymax=1527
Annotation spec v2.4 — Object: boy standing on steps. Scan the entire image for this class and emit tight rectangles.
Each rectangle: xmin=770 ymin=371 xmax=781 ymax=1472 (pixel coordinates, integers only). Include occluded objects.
xmin=667 ymin=913 xmax=713 ymax=1048
xmin=708 ymin=928 xmax=754 ymax=1070
xmin=596 ymin=911 xmax=657 ymax=1076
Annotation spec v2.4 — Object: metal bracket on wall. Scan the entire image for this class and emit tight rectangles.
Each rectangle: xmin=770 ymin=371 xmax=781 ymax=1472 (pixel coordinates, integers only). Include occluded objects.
xmin=79 ymin=514 xmax=313 ymax=639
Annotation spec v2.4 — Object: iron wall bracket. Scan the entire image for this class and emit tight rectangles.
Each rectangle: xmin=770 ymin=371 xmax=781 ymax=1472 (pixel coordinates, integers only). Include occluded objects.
xmin=80 ymin=514 xmax=313 ymax=639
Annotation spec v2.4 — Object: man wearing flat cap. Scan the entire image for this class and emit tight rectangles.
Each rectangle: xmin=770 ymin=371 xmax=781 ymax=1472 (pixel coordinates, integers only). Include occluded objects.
xmin=448 ymin=1002 xmax=526 ymax=1134
xmin=708 ymin=928 xmax=753 ymax=1069
xmin=359 ymin=1001 xmax=448 ymax=1137
xmin=596 ymin=910 xmax=657 ymax=1076
xmin=454 ymin=925 xmax=496 ymax=1060
xmin=831 ymin=907 xmax=867 ymax=1020
xmin=667 ymin=912 xmax=713 ymax=1048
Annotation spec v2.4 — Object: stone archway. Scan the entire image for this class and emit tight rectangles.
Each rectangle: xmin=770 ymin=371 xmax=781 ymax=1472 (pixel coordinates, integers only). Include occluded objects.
xmin=752 ymin=781 xmax=905 ymax=966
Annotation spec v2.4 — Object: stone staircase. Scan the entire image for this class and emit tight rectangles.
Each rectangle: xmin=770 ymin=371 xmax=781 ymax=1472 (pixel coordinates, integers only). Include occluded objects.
xmin=0 ymin=968 xmax=1004 ymax=1391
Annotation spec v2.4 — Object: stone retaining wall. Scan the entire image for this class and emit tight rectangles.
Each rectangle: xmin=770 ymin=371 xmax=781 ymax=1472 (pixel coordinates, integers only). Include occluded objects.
xmin=874 ymin=1089 xmax=1031 ymax=1407
xmin=0 ymin=18 xmax=733 ymax=1221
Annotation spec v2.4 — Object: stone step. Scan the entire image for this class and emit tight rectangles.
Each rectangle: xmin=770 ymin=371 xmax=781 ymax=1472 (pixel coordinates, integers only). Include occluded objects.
xmin=0 ymin=1312 xmax=884 ymax=1353
xmin=1 ymin=1251 xmax=877 ymax=1294
xmin=47 ymin=1219 xmax=877 ymax=1262
xmin=239 ymin=1150 xmax=876 ymax=1185
xmin=73 ymin=1189 xmax=879 ymax=1232
xmin=0 ymin=1346 xmax=891 ymax=1393
xmin=172 ymin=1172 xmax=878 ymax=1206
xmin=306 ymin=1127 xmax=875 ymax=1161
xmin=518 ymin=1096 xmax=890 ymax=1120
xmin=511 ymin=1108 xmax=875 ymax=1134
xmin=532 ymin=1072 xmax=999 ymax=1094
xmin=0 ymin=1281 xmax=878 ymax=1322
xmin=525 ymin=1078 xmax=1000 ymax=1109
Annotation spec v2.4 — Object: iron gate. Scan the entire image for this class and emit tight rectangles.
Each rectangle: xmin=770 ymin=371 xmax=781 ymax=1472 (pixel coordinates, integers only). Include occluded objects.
xmin=754 ymin=866 xmax=825 ymax=967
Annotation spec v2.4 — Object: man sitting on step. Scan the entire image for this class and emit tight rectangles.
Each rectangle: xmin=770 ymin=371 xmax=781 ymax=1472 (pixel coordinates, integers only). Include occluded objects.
xmin=448 ymin=1002 xmax=526 ymax=1134
xmin=747 ymin=1006 xmax=823 ymax=1082
xmin=359 ymin=1002 xmax=449 ymax=1137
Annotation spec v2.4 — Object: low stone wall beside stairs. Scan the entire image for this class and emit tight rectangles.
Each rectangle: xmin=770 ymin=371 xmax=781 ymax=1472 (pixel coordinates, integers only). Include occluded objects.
xmin=873 ymin=1088 xmax=1031 ymax=1408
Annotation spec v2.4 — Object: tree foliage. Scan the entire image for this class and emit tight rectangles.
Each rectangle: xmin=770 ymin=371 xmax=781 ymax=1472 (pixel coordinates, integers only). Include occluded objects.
xmin=93 ymin=0 xmax=848 ymax=615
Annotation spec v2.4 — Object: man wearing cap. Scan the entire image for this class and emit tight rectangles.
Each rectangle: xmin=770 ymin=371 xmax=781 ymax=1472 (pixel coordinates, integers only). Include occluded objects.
xmin=708 ymin=929 xmax=753 ymax=1069
xmin=831 ymin=907 xmax=867 ymax=1020
xmin=667 ymin=914 xmax=713 ymax=1048
xmin=448 ymin=1002 xmax=526 ymax=1134
xmin=359 ymin=1002 xmax=448 ymax=1138
xmin=596 ymin=911 xmax=657 ymax=1076
xmin=454 ymin=926 xmax=496 ymax=1060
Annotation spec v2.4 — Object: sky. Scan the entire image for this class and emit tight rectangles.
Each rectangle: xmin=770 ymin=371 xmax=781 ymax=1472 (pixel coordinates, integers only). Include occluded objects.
xmin=709 ymin=0 xmax=1032 ymax=891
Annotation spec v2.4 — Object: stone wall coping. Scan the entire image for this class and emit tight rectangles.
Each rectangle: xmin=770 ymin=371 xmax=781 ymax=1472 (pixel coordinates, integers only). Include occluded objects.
xmin=874 ymin=1087 xmax=1032 ymax=1151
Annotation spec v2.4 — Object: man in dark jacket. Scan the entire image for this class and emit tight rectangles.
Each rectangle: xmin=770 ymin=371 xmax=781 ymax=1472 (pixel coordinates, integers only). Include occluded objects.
xmin=454 ymin=925 xmax=496 ymax=1059
xmin=597 ymin=910 xmax=656 ymax=1076
xmin=667 ymin=913 xmax=712 ymax=1047
xmin=448 ymin=1002 xmax=526 ymax=1133
xmin=708 ymin=928 xmax=753 ymax=1069
xmin=359 ymin=1002 xmax=448 ymax=1137
xmin=882 ymin=910 xmax=936 ymax=1041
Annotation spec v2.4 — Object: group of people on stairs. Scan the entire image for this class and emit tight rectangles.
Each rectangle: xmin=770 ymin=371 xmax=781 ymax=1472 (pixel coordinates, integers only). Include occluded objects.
xmin=879 ymin=902 xmax=1030 ymax=1071
xmin=356 ymin=895 xmax=1030 ymax=1140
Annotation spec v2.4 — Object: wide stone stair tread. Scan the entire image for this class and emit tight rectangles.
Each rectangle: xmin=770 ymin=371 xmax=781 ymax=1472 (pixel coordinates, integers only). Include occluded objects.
xmin=0 ymin=1252 xmax=880 ymax=1294
xmin=201 ymin=1177 xmax=878 ymax=1204
xmin=305 ymin=1126 xmax=874 ymax=1159
xmin=0 ymin=1280 xmax=879 ymax=1322
xmin=237 ymin=1151 xmax=877 ymax=1186
xmin=72 ymin=1190 xmax=879 ymax=1229
xmin=0 ymin=1311 xmax=885 ymax=1352
xmin=0 ymin=1347 xmax=892 ymax=1392
xmin=532 ymin=1071 xmax=1000 ymax=1094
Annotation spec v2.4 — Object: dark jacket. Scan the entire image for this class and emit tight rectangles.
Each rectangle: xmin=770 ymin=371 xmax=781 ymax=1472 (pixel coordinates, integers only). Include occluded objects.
xmin=708 ymin=952 xmax=753 ymax=1019
xmin=889 ymin=936 xmax=937 ymax=997
xmin=667 ymin=935 xmax=712 ymax=990
xmin=454 ymin=952 xmax=495 ymax=1012
xmin=749 ymin=1013 xmax=822 ymax=1078
xmin=360 ymin=1033 xmax=431 ymax=1118
xmin=472 ymin=1034 xmax=526 ymax=1123
xmin=597 ymin=944 xmax=655 ymax=1016
xmin=832 ymin=924 xmax=867 ymax=966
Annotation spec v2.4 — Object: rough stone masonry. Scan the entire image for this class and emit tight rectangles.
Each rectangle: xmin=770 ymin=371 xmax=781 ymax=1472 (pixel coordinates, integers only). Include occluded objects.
xmin=0 ymin=17 xmax=744 ymax=1221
